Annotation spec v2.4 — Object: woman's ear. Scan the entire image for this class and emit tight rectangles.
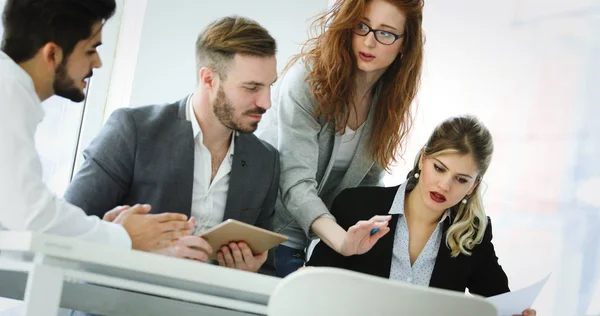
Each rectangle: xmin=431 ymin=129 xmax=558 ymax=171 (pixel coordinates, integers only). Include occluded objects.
xmin=467 ymin=178 xmax=481 ymax=196
xmin=418 ymin=148 xmax=425 ymax=170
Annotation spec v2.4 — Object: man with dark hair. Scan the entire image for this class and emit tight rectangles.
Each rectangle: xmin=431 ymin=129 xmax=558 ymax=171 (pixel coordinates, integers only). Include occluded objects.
xmin=0 ymin=0 xmax=192 ymax=250
xmin=64 ymin=16 xmax=280 ymax=275
xmin=2 ymin=0 xmax=114 ymax=102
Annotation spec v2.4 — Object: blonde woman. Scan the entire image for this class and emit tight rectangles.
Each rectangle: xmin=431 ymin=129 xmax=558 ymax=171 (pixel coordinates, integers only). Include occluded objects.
xmin=308 ymin=116 xmax=536 ymax=316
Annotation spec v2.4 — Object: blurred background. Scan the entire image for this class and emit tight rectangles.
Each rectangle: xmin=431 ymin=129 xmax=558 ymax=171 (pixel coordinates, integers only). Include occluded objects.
xmin=387 ymin=1 xmax=600 ymax=315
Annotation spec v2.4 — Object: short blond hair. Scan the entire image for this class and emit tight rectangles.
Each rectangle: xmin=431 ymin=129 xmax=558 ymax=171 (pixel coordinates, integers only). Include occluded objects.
xmin=195 ymin=16 xmax=277 ymax=79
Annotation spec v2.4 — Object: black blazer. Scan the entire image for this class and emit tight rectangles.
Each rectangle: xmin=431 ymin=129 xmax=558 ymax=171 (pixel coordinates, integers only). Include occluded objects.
xmin=307 ymin=185 xmax=510 ymax=297
xmin=64 ymin=97 xmax=280 ymax=275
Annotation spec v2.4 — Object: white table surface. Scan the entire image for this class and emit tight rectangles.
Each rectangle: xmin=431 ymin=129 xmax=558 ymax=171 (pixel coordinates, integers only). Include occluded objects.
xmin=0 ymin=231 xmax=280 ymax=316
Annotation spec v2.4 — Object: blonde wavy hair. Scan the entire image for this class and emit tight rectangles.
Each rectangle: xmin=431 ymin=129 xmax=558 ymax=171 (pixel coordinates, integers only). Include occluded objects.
xmin=406 ymin=115 xmax=493 ymax=257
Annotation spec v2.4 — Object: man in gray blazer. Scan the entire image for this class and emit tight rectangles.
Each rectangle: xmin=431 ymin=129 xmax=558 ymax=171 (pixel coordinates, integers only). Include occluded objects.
xmin=64 ymin=16 xmax=279 ymax=275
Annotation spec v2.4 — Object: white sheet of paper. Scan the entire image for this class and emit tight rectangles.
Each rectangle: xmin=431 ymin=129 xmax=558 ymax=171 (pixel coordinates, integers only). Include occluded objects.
xmin=486 ymin=274 xmax=550 ymax=316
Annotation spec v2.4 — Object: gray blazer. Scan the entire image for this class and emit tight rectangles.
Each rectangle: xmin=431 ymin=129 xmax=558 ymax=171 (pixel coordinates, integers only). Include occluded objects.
xmin=258 ymin=61 xmax=384 ymax=249
xmin=64 ymin=97 xmax=280 ymax=275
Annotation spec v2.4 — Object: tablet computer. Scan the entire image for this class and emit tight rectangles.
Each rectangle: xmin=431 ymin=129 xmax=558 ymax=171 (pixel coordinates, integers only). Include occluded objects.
xmin=196 ymin=219 xmax=288 ymax=260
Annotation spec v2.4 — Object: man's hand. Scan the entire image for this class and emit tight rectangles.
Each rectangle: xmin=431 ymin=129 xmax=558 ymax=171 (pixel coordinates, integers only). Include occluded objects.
xmin=103 ymin=205 xmax=131 ymax=222
xmin=513 ymin=309 xmax=536 ymax=316
xmin=112 ymin=204 xmax=193 ymax=251
xmin=154 ymin=235 xmax=213 ymax=261
xmin=217 ymin=242 xmax=267 ymax=272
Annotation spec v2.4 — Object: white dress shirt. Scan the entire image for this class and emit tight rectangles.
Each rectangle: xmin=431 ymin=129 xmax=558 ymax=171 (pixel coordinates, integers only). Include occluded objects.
xmin=0 ymin=50 xmax=131 ymax=248
xmin=388 ymin=181 xmax=450 ymax=286
xmin=186 ymin=95 xmax=235 ymax=234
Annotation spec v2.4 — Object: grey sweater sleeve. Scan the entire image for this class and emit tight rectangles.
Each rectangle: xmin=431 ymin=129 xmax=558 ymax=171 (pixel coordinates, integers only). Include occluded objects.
xmin=271 ymin=62 xmax=332 ymax=237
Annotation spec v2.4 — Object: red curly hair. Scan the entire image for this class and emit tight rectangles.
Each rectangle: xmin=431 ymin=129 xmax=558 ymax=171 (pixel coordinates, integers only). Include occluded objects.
xmin=288 ymin=0 xmax=424 ymax=171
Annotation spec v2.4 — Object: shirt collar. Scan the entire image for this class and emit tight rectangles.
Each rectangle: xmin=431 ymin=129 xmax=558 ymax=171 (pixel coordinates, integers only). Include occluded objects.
xmin=388 ymin=180 xmax=451 ymax=224
xmin=1 ymin=50 xmax=43 ymax=121
xmin=187 ymin=94 xmax=202 ymax=140
xmin=186 ymin=94 xmax=236 ymax=164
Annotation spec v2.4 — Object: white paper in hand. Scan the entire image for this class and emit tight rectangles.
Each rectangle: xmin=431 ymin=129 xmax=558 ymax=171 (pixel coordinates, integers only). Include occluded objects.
xmin=486 ymin=274 xmax=550 ymax=316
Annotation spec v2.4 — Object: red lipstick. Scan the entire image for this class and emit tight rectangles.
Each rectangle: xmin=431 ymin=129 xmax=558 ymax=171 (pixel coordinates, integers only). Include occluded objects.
xmin=430 ymin=191 xmax=446 ymax=203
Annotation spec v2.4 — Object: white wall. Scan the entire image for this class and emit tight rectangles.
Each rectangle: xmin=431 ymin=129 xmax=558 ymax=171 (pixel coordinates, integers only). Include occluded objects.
xmin=128 ymin=0 xmax=328 ymax=107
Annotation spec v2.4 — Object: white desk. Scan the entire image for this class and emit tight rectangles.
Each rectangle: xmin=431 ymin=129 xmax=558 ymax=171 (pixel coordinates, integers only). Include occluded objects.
xmin=0 ymin=231 xmax=280 ymax=316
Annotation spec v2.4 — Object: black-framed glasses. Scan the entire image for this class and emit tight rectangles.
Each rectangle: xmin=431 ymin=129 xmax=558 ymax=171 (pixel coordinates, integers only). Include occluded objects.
xmin=352 ymin=22 xmax=404 ymax=45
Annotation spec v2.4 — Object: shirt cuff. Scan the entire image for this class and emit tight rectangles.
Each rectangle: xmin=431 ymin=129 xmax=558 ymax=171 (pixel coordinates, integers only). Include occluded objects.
xmin=104 ymin=222 xmax=132 ymax=249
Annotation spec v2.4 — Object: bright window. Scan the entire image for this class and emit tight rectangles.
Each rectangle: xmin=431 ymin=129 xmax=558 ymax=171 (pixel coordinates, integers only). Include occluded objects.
xmin=386 ymin=1 xmax=600 ymax=314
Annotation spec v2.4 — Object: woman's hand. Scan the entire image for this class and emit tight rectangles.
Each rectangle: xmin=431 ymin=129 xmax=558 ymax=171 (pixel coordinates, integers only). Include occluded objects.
xmin=339 ymin=215 xmax=391 ymax=256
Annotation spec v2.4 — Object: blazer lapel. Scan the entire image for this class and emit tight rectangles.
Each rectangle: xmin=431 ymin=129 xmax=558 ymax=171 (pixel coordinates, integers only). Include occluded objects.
xmin=223 ymin=133 xmax=250 ymax=221
xmin=170 ymin=97 xmax=195 ymax=217
xmin=371 ymin=214 xmax=398 ymax=278
xmin=317 ymin=122 xmax=340 ymax=195
xmin=429 ymin=218 xmax=454 ymax=289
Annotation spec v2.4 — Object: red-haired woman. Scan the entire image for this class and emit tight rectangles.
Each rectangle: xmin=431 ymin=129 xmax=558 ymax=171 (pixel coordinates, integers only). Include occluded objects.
xmin=260 ymin=0 xmax=424 ymax=277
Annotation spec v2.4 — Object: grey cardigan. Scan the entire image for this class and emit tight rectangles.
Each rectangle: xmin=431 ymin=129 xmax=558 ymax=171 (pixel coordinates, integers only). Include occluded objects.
xmin=259 ymin=61 xmax=384 ymax=249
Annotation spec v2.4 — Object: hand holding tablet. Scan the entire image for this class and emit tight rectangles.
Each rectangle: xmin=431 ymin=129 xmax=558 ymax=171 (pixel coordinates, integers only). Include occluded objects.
xmin=195 ymin=219 xmax=288 ymax=260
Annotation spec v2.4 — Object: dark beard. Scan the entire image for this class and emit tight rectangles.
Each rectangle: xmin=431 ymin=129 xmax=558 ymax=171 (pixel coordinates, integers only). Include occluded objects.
xmin=53 ymin=59 xmax=88 ymax=102
xmin=213 ymin=87 xmax=265 ymax=134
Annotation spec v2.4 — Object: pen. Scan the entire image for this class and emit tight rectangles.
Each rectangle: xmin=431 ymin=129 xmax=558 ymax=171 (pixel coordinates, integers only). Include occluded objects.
xmin=369 ymin=219 xmax=390 ymax=236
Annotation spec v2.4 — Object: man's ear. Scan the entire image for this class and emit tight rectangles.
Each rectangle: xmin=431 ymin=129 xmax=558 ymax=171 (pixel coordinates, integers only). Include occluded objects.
xmin=198 ymin=67 xmax=218 ymax=89
xmin=39 ymin=42 xmax=63 ymax=70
